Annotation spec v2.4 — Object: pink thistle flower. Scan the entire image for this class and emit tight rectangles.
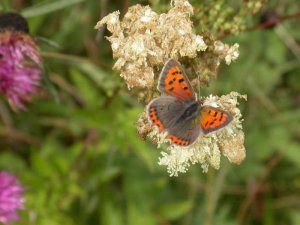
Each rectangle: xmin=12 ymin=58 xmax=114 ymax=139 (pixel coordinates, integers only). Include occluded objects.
xmin=0 ymin=13 xmax=42 ymax=111
xmin=0 ymin=171 xmax=25 ymax=225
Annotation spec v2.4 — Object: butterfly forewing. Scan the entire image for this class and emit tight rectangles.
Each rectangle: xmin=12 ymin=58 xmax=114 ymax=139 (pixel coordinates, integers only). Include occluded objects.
xmin=157 ymin=59 xmax=195 ymax=101
xmin=200 ymin=106 xmax=233 ymax=134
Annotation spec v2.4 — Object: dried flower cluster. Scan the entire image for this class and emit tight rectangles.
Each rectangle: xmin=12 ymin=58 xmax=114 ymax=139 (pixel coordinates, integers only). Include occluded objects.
xmin=0 ymin=171 xmax=25 ymax=225
xmin=97 ymin=0 xmax=246 ymax=176
xmin=96 ymin=0 xmax=240 ymax=90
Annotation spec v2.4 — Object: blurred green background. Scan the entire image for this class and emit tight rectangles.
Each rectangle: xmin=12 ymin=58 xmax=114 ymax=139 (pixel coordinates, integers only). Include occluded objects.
xmin=0 ymin=0 xmax=299 ymax=224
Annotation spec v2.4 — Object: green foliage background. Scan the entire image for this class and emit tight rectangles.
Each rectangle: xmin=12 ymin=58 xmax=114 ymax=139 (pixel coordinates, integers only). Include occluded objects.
xmin=0 ymin=0 xmax=299 ymax=225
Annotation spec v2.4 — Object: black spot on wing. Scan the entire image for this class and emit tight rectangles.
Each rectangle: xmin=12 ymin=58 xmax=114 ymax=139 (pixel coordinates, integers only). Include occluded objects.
xmin=219 ymin=113 xmax=223 ymax=121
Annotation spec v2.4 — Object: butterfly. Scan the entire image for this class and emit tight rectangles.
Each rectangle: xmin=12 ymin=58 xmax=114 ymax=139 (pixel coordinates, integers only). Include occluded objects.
xmin=147 ymin=59 xmax=233 ymax=146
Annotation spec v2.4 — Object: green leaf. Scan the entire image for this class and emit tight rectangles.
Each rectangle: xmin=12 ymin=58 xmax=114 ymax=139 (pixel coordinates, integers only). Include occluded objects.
xmin=158 ymin=201 xmax=193 ymax=220
xmin=99 ymin=167 xmax=121 ymax=183
xmin=290 ymin=209 xmax=300 ymax=225
xmin=279 ymin=142 xmax=300 ymax=167
xmin=21 ymin=0 xmax=85 ymax=18
xmin=0 ymin=152 xmax=26 ymax=172
xmin=127 ymin=202 xmax=156 ymax=225
xmin=100 ymin=201 xmax=123 ymax=225
xmin=69 ymin=68 xmax=100 ymax=107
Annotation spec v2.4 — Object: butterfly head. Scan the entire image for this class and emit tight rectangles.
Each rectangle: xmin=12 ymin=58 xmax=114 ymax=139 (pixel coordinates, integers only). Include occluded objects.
xmin=197 ymin=99 xmax=204 ymax=106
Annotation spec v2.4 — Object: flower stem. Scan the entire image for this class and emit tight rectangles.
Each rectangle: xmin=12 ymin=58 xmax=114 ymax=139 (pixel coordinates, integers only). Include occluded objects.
xmin=204 ymin=162 xmax=230 ymax=225
xmin=204 ymin=169 xmax=214 ymax=225
xmin=41 ymin=51 xmax=111 ymax=68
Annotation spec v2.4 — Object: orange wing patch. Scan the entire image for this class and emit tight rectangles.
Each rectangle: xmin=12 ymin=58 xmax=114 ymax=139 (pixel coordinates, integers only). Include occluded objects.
xmin=149 ymin=107 xmax=164 ymax=131
xmin=167 ymin=134 xmax=189 ymax=146
xmin=200 ymin=107 xmax=233 ymax=134
xmin=164 ymin=66 xmax=194 ymax=101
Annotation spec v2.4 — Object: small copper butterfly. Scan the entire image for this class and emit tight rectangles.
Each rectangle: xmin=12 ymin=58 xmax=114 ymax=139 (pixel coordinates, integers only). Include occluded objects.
xmin=147 ymin=59 xmax=233 ymax=146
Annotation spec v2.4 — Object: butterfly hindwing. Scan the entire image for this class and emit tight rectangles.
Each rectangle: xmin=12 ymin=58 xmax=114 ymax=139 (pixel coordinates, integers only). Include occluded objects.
xmin=157 ymin=59 xmax=195 ymax=101
xmin=167 ymin=115 xmax=200 ymax=146
xmin=200 ymin=106 xmax=233 ymax=134
xmin=147 ymin=96 xmax=200 ymax=146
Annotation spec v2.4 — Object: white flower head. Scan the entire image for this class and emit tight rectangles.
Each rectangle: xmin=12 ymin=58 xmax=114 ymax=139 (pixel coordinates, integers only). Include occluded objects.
xmin=140 ymin=92 xmax=247 ymax=176
xmin=214 ymin=41 xmax=240 ymax=65
xmin=225 ymin=43 xmax=239 ymax=65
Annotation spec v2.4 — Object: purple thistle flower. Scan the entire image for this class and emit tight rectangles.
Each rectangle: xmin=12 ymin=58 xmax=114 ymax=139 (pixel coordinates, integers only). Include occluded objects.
xmin=0 ymin=13 xmax=42 ymax=111
xmin=0 ymin=171 xmax=25 ymax=225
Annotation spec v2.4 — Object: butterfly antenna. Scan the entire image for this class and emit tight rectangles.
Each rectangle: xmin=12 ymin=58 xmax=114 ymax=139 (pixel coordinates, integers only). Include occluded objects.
xmin=197 ymin=74 xmax=201 ymax=101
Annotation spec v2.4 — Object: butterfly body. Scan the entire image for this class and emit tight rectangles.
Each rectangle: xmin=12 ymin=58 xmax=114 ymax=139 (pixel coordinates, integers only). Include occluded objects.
xmin=147 ymin=59 xmax=233 ymax=146
xmin=177 ymin=101 xmax=201 ymax=122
